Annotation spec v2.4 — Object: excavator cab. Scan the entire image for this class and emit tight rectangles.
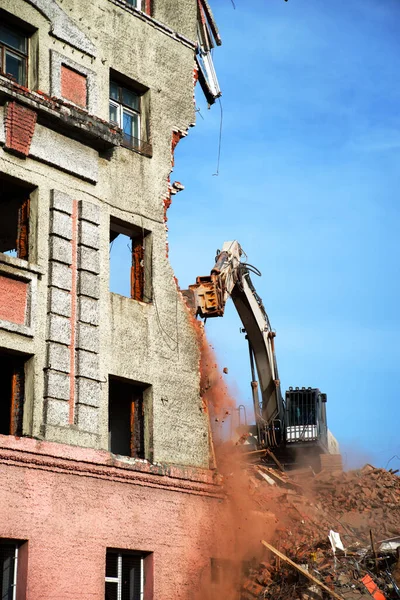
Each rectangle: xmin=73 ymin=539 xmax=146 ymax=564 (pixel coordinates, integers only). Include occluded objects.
xmin=284 ymin=387 xmax=328 ymax=451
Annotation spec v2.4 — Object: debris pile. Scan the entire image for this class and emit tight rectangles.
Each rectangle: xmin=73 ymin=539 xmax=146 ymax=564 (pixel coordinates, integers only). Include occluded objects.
xmin=235 ymin=460 xmax=400 ymax=600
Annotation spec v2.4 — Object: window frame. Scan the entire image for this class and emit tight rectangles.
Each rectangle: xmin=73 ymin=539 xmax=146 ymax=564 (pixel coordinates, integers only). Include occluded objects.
xmin=0 ymin=23 xmax=28 ymax=87
xmin=0 ymin=541 xmax=19 ymax=600
xmin=125 ymin=0 xmax=142 ymax=9
xmin=105 ymin=550 xmax=145 ymax=600
xmin=109 ymin=81 xmax=141 ymax=149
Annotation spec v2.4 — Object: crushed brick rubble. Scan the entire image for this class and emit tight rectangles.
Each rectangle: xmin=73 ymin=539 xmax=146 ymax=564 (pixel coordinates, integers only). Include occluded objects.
xmin=235 ymin=462 xmax=400 ymax=600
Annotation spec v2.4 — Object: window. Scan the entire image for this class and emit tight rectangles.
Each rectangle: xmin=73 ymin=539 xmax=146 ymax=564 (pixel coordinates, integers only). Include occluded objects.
xmin=0 ymin=351 xmax=27 ymax=437
xmin=125 ymin=0 xmax=142 ymax=8
xmin=196 ymin=1 xmax=221 ymax=104
xmin=0 ymin=24 xmax=27 ymax=86
xmin=110 ymin=81 xmax=140 ymax=145
xmin=109 ymin=76 xmax=151 ymax=155
xmin=0 ymin=540 xmax=26 ymax=600
xmin=105 ymin=550 xmax=150 ymax=600
xmin=109 ymin=218 xmax=152 ymax=302
xmin=108 ymin=378 xmax=146 ymax=458
xmin=0 ymin=175 xmax=35 ymax=261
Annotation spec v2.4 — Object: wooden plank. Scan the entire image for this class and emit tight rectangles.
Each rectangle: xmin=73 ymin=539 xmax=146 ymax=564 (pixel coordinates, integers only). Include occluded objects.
xmin=258 ymin=465 xmax=303 ymax=491
xmin=370 ymin=530 xmax=379 ymax=575
xmin=240 ymin=449 xmax=267 ymax=461
xmin=255 ymin=467 xmax=276 ymax=486
xmin=261 ymin=540 xmax=345 ymax=600
xmin=265 ymin=448 xmax=285 ymax=472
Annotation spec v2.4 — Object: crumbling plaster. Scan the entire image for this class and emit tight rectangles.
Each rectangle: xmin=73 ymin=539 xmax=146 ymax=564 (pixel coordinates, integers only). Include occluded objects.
xmin=0 ymin=0 xmax=210 ymax=468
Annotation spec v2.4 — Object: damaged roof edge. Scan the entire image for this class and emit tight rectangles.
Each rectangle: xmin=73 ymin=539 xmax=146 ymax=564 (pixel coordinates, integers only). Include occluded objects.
xmin=200 ymin=0 xmax=222 ymax=46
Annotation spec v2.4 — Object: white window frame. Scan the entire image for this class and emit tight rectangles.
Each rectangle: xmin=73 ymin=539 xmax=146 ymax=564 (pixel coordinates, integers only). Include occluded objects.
xmin=105 ymin=552 xmax=144 ymax=600
xmin=125 ymin=0 xmax=142 ymax=11
xmin=109 ymin=86 xmax=141 ymax=146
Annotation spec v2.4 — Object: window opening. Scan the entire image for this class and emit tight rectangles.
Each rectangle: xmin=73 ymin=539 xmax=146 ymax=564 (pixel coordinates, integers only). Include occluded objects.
xmin=0 ymin=175 xmax=34 ymax=261
xmin=0 ymin=24 xmax=28 ymax=86
xmin=108 ymin=378 xmax=146 ymax=459
xmin=109 ymin=219 xmax=152 ymax=302
xmin=105 ymin=550 xmax=146 ymax=600
xmin=0 ymin=351 xmax=26 ymax=437
xmin=0 ymin=542 xmax=18 ymax=600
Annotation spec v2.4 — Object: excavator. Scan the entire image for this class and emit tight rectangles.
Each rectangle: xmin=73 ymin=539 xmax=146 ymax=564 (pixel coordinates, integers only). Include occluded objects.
xmin=184 ymin=241 xmax=340 ymax=471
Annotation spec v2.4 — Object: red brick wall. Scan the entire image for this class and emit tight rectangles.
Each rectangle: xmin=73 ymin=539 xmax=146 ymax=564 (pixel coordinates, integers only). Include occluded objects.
xmin=5 ymin=102 xmax=37 ymax=157
xmin=0 ymin=275 xmax=28 ymax=325
xmin=61 ymin=65 xmax=87 ymax=108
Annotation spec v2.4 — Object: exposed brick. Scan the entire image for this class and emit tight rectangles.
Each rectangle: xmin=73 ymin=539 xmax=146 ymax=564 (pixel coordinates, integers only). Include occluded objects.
xmin=61 ymin=65 xmax=87 ymax=108
xmin=0 ymin=275 xmax=28 ymax=325
xmin=5 ymin=101 xmax=37 ymax=157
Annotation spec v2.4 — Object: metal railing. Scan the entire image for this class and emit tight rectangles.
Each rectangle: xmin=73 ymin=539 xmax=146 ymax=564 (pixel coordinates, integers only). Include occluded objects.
xmin=122 ymin=132 xmax=153 ymax=157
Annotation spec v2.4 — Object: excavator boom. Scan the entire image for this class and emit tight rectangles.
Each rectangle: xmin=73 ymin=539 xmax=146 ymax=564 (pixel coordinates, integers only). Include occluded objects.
xmin=185 ymin=241 xmax=339 ymax=469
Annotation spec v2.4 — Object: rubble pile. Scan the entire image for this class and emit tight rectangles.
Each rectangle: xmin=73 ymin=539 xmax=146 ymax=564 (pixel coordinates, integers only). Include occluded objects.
xmin=237 ymin=462 xmax=400 ymax=600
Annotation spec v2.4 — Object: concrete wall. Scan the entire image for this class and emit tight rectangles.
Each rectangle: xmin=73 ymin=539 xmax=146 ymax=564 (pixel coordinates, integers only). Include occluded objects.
xmin=0 ymin=0 xmax=209 ymax=468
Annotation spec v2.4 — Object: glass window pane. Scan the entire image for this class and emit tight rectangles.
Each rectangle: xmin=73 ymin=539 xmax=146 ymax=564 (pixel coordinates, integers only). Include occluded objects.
xmin=0 ymin=545 xmax=16 ymax=600
xmin=105 ymin=553 xmax=118 ymax=578
xmin=105 ymin=581 xmax=118 ymax=600
xmin=122 ymin=88 xmax=139 ymax=112
xmin=121 ymin=555 xmax=141 ymax=600
xmin=122 ymin=111 xmax=139 ymax=142
xmin=109 ymin=102 xmax=119 ymax=125
xmin=0 ymin=26 xmax=26 ymax=53
xmin=110 ymin=82 xmax=119 ymax=101
xmin=5 ymin=51 xmax=25 ymax=85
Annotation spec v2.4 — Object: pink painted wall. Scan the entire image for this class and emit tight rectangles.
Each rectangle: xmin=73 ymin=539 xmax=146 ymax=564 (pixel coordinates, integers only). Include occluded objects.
xmin=0 ymin=437 xmax=228 ymax=600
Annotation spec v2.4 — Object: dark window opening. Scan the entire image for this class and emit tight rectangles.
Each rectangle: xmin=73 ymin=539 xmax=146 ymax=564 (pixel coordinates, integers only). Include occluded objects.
xmin=109 ymin=218 xmax=152 ymax=303
xmin=0 ymin=23 xmax=28 ymax=86
xmin=0 ymin=351 xmax=27 ymax=437
xmin=105 ymin=549 xmax=151 ymax=600
xmin=0 ymin=542 xmax=17 ymax=600
xmin=108 ymin=377 xmax=146 ymax=458
xmin=109 ymin=72 xmax=151 ymax=156
xmin=0 ymin=175 xmax=35 ymax=261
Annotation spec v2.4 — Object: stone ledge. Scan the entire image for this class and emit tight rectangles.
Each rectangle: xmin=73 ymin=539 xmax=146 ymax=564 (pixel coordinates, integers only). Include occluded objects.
xmin=0 ymin=76 xmax=123 ymax=152
xmin=0 ymin=435 xmax=222 ymax=496
xmin=0 ymin=253 xmax=43 ymax=276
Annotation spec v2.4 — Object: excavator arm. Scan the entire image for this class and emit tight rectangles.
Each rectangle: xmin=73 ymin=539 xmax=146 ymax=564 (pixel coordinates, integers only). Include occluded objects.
xmin=186 ymin=241 xmax=285 ymax=445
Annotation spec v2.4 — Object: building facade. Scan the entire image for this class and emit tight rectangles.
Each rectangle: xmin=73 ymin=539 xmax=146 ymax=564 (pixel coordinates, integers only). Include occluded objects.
xmin=0 ymin=1 xmax=225 ymax=598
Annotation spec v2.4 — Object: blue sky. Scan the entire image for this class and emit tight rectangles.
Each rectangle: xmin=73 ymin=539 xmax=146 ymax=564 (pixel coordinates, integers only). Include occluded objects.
xmin=167 ymin=0 xmax=400 ymax=470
